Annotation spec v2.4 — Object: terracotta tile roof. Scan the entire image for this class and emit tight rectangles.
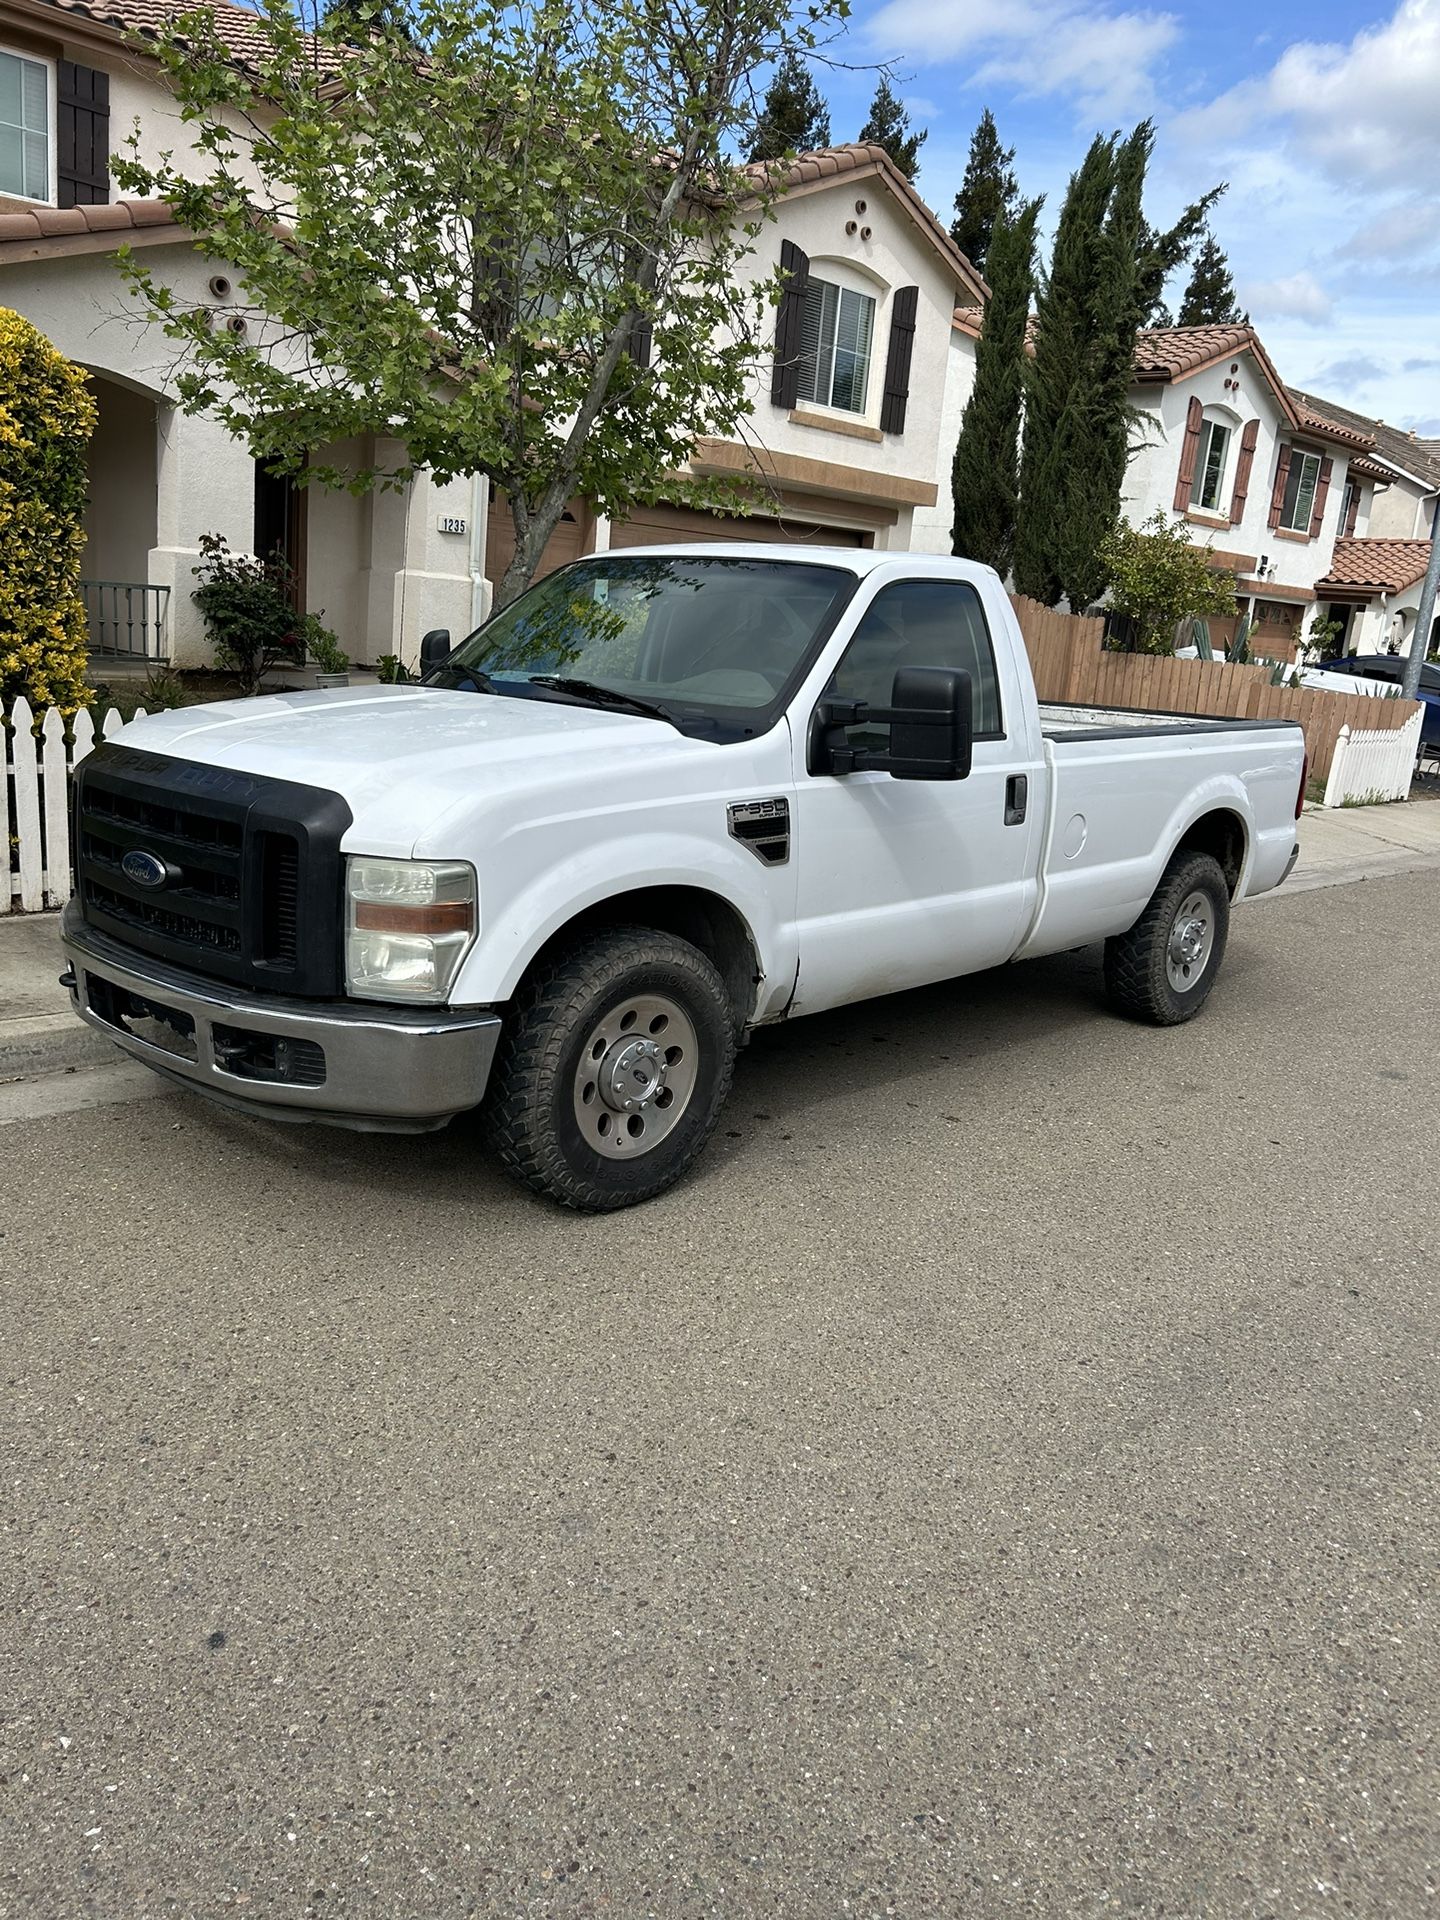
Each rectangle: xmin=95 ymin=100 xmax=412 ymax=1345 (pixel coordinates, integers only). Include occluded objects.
xmin=37 ymin=0 xmax=285 ymax=67
xmin=747 ymin=145 xmax=987 ymax=304
xmin=1290 ymin=388 xmax=1440 ymax=488
xmin=1315 ymin=537 xmax=1433 ymax=596
xmin=1132 ymin=325 xmax=1253 ymax=379
xmin=1290 ymin=397 xmax=1374 ymax=451
xmin=0 ymin=196 xmax=182 ymax=249
xmin=952 ymin=304 xmax=1037 ymax=347
xmin=1348 ymin=454 xmax=1395 ymax=484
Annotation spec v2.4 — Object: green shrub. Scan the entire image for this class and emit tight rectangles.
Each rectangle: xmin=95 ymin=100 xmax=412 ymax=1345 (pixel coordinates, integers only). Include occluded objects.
xmin=1099 ymin=512 xmax=1238 ymax=657
xmin=0 ymin=308 xmax=97 ymax=714
xmin=191 ymin=532 xmax=301 ymax=694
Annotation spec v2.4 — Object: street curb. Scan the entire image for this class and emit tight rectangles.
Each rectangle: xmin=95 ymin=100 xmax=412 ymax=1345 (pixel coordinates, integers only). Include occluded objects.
xmin=1247 ymin=849 xmax=1440 ymax=900
xmin=0 ymin=1011 xmax=116 ymax=1084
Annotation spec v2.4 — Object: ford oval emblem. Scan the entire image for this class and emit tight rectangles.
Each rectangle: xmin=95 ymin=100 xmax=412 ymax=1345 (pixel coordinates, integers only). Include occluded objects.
xmin=121 ymin=849 xmax=170 ymax=890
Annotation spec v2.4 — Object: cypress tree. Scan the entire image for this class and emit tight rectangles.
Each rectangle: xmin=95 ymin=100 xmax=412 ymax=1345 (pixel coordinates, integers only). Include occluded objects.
xmin=1014 ymin=122 xmax=1228 ymax=608
xmin=950 ymin=109 xmax=1019 ymax=276
xmin=858 ymin=78 xmax=926 ymax=181
xmin=748 ymin=50 xmax=831 ymax=163
xmin=950 ymin=197 xmax=1041 ymax=578
xmin=1012 ymin=132 xmax=1115 ymax=606
xmin=1177 ymin=227 xmax=1247 ymax=326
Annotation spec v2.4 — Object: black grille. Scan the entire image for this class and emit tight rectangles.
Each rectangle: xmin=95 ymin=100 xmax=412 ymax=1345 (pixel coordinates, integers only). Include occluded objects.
xmin=74 ymin=745 xmax=352 ymax=996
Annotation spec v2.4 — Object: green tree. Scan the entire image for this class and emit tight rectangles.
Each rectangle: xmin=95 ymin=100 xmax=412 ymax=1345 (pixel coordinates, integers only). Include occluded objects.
xmin=858 ymin=76 xmax=926 ymax=181
xmin=0 ymin=307 xmax=95 ymax=715
xmin=949 ymin=197 xmax=1041 ymax=577
xmin=1100 ymin=512 xmax=1237 ymax=654
xmin=748 ymin=48 xmax=830 ymax=161
xmin=1177 ymin=226 xmax=1247 ymax=327
xmin=950 ymin=109 xmax=1018 ymax=276
xmin=1014 ymin=123 xmax=1224 ymax=608
xmin=114 ymin=0 xmax=847 ymax=611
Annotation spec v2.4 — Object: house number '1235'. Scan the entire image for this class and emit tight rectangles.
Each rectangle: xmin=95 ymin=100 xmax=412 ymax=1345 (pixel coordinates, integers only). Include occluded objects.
xmin=437 ymin=515 xmax=467 ymax=535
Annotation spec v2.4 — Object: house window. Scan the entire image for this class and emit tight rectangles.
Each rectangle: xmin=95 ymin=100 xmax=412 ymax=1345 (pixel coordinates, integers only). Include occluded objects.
xmin=1280 ymin=449 xmax=1323 ymax=533
xmin=797 ymin=277 xmax=876 ymax=415
xmin=1190 ymin=419 xmax=1232 ymax=512
xmin=0 ymin=50 xmax=50 ymax=201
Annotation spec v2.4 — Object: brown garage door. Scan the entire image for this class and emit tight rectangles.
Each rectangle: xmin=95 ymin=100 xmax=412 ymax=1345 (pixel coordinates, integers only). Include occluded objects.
xmin=609 ymin=503 xmax=866 ymax=549
xmin=486 ymin=496 xmax=588 ymax=585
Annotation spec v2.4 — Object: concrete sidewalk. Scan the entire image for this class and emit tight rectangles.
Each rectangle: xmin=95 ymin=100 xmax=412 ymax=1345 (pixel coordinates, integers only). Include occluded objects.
xmin=5 ymin=799 xmax=1440 ymax=1084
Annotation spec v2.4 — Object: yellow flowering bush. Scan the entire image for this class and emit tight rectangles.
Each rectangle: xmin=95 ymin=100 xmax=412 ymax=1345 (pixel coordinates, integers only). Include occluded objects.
xmin=0 ymin=308 xmax=97 ymax=715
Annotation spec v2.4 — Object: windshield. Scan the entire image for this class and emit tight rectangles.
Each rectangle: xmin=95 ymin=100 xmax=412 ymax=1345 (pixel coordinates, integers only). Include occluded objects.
xmin=428 ymin=554 xmax=859 ymax=740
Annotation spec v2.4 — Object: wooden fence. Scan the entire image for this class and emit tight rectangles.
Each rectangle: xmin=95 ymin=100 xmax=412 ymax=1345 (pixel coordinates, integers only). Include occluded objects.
xmin=1009 ymin=595 xmax=1420 ymax=782
xmin=3 ymin=698 xmax=148 ymax=912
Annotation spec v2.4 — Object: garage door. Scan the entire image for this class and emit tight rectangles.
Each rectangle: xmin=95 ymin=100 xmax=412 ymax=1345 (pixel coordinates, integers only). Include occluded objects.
xmin=486 ymin=497 xmax=587 ymax=585
xmin=609 ymin=504 xmax=866 ymax=549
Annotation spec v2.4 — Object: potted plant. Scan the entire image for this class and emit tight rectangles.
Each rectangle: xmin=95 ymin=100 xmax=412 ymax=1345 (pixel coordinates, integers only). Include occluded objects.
xmin=299 ymin=613 xmax=351 ymax=687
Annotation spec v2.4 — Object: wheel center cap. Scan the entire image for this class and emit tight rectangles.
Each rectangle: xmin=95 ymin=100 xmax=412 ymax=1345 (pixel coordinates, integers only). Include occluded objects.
xmin=1172 ymin=919 xmax=1205 ymax=964
xmin=601 ymin=1037 xmax=664 ymax=1112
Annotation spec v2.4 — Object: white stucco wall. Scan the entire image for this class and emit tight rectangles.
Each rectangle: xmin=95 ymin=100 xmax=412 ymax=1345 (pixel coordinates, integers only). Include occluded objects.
xmin=717 ymin=177 xmax=965 ymax=539
xmin=1367 ymin=474 xmax=1437 ymax=540
xmin=1121 ymin=353 xmax=1352 ymax=601
xmin=910 ymin=325 xmax=977 ymax=554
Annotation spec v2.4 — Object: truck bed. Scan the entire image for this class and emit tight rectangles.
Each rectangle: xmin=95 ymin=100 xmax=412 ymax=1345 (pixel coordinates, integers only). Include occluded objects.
xmin=1039 ymin=702 xmax=1300 ymax=741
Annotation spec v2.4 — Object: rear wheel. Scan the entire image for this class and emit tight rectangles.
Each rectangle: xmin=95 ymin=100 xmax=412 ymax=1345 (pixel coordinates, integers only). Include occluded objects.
xmin=1103 ymin=850 xmax=1230 ymax=1026
xmin=486 ymin=926 xmax=737 ymax=1210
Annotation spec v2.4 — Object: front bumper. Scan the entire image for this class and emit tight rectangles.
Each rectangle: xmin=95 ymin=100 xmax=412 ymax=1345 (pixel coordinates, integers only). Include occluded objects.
xmin=60 ymin=904 xmax=502 ymax=1133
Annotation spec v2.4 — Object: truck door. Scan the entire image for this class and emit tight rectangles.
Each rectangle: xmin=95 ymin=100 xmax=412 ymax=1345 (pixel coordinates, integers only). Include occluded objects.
xmin=789 ymin=577 xmax=1040 ymax=1013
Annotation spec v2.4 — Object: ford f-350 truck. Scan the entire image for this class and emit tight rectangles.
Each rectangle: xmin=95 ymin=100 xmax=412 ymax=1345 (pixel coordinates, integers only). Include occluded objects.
xmin=61 ymin=547 xmax=1305 ymax=1209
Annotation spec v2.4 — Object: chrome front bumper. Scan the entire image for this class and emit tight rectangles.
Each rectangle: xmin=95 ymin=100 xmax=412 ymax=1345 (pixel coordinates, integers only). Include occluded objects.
xmin=60 ymin=904 xmax=502 ymax=1132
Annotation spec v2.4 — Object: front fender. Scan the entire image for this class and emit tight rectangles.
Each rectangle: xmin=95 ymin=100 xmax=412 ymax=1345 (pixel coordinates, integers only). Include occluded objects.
xmin=450 ymin=830 xmax=795 ymax=1017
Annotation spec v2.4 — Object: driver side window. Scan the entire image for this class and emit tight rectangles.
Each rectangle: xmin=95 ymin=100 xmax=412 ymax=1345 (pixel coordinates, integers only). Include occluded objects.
xmin=827 ymin=579 xmax=1003 ymax=750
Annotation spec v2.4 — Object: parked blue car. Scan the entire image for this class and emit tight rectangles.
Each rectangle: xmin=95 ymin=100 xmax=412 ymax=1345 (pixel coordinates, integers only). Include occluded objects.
xmin=1311 ymin=654 xmax=1440 ymax=746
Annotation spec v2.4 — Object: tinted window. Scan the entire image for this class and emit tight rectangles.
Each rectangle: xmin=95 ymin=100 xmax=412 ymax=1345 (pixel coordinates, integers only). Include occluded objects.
xmin=827 ymin=580 xmax=1003 ymax=750
xmin=433 ymin=554 xmax=857 ymax=741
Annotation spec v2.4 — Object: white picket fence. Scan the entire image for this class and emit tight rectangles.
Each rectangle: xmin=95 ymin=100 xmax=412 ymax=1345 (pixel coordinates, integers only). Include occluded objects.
xmin=3 ymin=697 xmax=148 ymax=912
xmin=1323 ymin=705 xmax=1425 ymax=807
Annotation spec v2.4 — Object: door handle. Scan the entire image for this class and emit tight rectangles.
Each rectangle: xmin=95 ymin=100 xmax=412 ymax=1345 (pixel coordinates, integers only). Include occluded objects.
xmin=1004 ymin=774 xmax=1028 ymax=825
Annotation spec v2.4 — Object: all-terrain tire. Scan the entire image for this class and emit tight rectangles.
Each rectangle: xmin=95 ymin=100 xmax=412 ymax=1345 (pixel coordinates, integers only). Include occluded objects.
xmin=485 ymin=925 xmax=737 ymax=1211
xmin=1103 ymin=850 xmax=1231 ymax=1026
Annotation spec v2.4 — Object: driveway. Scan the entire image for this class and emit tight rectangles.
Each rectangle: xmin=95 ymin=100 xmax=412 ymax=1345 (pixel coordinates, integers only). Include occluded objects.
xmin=1 ymin=872 xmax=1435 ymax=1918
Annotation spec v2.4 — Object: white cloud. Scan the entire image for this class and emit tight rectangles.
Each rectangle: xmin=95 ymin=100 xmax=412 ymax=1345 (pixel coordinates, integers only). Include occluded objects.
xmin=865 ymin=0 xmax=1180 ymax=119
xmin=1159 ymin=0 xmax=1440 ymax=423
xmin=1241 ymin=271 xmax=1333 ymax=325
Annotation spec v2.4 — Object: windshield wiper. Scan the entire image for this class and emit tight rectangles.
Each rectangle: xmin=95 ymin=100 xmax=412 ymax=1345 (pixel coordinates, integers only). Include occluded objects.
xmin=526 ymin=676 xmax=678 ymax=728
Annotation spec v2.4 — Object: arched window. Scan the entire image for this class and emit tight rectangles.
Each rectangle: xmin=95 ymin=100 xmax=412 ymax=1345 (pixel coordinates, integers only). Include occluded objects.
xmin=796 ymin=260 xmax=888 ymax=417
xmin=1190 ymin=407 xmax=1239 ymax=513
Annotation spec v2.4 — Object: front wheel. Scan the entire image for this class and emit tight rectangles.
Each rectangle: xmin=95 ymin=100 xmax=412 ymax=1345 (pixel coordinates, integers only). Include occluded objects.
xmin=485 ymin=926 xmax=737 ymax=1210
xmin=1103 ymin=850 xmax=1231 ymax=1026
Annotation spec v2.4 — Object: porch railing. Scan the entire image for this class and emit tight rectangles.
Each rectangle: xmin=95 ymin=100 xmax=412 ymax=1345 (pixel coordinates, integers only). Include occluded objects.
xmin=80 ymin=581 xmax=171 ymax=663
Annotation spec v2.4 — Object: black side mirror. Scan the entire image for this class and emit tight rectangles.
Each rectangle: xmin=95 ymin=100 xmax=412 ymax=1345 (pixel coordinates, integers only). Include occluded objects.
xmin=419 ymin=628 xmax=452 ymax=671
xmin=886 ymin=666 xmax=973 ymax=780
xmin=811 ymin=666 xmax=973 ymax=781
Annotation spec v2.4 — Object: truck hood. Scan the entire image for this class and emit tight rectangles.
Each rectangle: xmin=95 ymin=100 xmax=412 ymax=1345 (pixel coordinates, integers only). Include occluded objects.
xmin=112 ymin=685 xmax=703 ymax=856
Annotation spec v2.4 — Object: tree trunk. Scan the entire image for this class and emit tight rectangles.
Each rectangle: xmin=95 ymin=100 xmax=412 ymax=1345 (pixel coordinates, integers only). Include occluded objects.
xmin=493 ymin=486 xmax=574 ymax=612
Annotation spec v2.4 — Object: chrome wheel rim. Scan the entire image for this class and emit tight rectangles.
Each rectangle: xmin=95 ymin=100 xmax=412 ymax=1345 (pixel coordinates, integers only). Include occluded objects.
xmin=1166 ymin=889 xmax=1214 ymax=992
xmin=573 ymin=992 xmax=699 ymax=1158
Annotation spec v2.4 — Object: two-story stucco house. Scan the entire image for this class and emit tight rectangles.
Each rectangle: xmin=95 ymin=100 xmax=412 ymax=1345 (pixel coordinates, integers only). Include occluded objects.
xmin=1120 ymin=327 xmax=1375 ymax=658
xmin=0 ymin=0 xmax=980 ymax=670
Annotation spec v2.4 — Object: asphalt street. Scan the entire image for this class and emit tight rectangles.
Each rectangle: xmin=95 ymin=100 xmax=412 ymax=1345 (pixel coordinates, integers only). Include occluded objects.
xmin=2 ymin=873 xmax=1436 ymax=1920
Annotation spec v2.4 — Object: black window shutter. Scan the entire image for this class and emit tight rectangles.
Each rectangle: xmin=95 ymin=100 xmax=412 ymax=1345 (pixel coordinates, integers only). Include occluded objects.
xmin=770 ymin=239 xmax=809 ymax=409
xmin=879 ymin=285 xmax=919 ymax=434
xmin=627 ymin=315 xmax=653 ymax=369
xmin=57 ymin=61 xmax=110 ymax=208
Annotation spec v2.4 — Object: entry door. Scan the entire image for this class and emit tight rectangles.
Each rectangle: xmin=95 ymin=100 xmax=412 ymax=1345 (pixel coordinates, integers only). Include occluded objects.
xmin=790 ymin=579 xmax=1038 ymax=1015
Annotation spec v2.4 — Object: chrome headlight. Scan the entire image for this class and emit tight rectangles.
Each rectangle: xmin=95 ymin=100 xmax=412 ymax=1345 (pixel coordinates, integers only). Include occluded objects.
xmin=345 ymin=857 xmax=476 ymax=1004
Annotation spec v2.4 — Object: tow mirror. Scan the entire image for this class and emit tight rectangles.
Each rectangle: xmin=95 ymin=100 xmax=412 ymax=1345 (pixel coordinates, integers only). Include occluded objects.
xmin=811 ymin=666 xmax=973 ymax=781
xmin=419 ymin=628 xmax=452 ymax=671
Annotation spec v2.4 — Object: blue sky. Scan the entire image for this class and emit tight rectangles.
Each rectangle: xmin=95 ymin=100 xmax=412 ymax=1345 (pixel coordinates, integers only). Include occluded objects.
xmin=814 ymin=0 xmax=1440 ymax=436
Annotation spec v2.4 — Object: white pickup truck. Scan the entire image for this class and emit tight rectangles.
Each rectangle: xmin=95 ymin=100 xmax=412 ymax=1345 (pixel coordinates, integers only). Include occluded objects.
xmin=62 ymin=546 xmax=1305 ymax=1208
